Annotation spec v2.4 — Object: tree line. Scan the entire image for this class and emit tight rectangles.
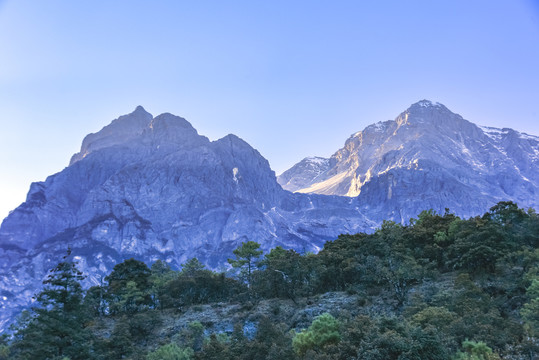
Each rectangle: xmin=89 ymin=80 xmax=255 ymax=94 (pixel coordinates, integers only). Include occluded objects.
xmin=1 ymin=201 xmax=538 ymax=359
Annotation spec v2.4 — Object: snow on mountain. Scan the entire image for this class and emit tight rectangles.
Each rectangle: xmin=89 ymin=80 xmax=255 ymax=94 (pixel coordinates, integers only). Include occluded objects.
xmin=277 ymin=157 xmax=330 ymax=192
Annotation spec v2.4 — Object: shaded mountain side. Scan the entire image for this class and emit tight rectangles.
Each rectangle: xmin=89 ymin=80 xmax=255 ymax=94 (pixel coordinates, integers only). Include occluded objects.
xmin=0 ymin=107 xmax=373 ymax=331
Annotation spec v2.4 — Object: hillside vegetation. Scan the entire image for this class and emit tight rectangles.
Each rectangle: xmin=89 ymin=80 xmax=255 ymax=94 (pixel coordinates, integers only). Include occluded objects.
xmin=2 ymin=201 xmax=538 ymax=360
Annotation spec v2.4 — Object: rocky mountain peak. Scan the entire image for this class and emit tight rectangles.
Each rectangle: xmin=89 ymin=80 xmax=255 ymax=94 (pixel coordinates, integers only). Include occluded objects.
xmin=279 ymin=100 xmax=539 ymax=220
xmin=392 ymin=100 xmax=478 ymax=137
xmin=0 ymin=108 xmax=377 ymax=331
xmin=277 ymin=157 xmax=331 ymax=193
xmin=397 ymin=99 xmax=451 ymax=123
xmin=133 ymin=105 xmax=148 ymax=113
xmin=70 ymin=106 xmax=153 ymax=165
xmin=147 ymin=113 xmax=205 ymax=146
xmin=150 ymin=113 xmax=196 ymax=132
xmin=215 ymin=133 xmax=250 ymax=148
xmin=411 ymin=99 xmax=444 ymax=109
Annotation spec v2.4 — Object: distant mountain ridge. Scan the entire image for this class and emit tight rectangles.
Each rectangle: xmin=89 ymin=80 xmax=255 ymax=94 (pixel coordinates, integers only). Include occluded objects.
xmin=278 ymin=99 xmax=539 ymax=221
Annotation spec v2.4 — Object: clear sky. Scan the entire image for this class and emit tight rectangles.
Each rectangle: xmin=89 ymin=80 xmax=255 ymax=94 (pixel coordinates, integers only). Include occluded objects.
xmin=1 ymin=0 xmax=538 ymax=221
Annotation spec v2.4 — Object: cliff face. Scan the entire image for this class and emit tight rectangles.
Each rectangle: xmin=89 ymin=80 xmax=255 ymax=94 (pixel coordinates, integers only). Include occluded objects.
xmin=0 ymin=107 xmax=372 ymax=330
xmin=279 ymin=100 xmax=539 ymax=222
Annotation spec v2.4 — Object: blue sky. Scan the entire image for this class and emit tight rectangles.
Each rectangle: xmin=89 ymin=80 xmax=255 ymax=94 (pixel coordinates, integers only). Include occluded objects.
xmin=1 ymin=0 xmax=538 ymax=221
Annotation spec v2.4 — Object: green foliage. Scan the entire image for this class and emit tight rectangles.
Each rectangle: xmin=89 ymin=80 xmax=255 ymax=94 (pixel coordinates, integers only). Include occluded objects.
xmin=228 ymin=241 xmax=263 ymax=287
xmin=0 ymin=341 xmax=10 ymax=360
xmin=453 ymin=340 xmax=500 ymax=360
xmin=11 ymin=249 xmax=93 ymax=360
xmin=150 ymin=260 xmax=178 ymax=310
xmin=118 ymin=280 xmax=148 ymax=313
xmin=146 ymin=343 xmax=194 ymax=360
xmin=198 ymin=333 xmax=229 ymax=360
xmin=254 ymin=247 xmax=306 ymax=300
xmin=105 ymin=317 xmax=135 ymax=359
xmin=83 ymin=285 xmax=107 ymax=317
xmin=106 ymin=258 xmax=153 ymax=314
xmin=292 ymin=313 xmax=341 ymax=356
xmin=160 ymin=269 xmax=244 ymax=308
xmin=175 ymin=321 xmax=205 ymax=351
xmin=182 ymin=258 xmax=206 ymax=277
xmin=521 ymin=278 xmax=539 ymax=336
xmin=337 ymin=315 xmax=447 ymax=360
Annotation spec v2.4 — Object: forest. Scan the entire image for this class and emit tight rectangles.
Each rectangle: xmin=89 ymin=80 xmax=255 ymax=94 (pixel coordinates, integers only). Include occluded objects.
xmin=1 ymin=201 xmax=538 ymax=360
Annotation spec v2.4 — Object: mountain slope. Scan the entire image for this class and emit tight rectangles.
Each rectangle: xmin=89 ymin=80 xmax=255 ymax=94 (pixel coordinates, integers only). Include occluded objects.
xmin=0 ymin=107 xmax=373 ymax=331
xmin=278 ymin=100 xmax=539 ymax=221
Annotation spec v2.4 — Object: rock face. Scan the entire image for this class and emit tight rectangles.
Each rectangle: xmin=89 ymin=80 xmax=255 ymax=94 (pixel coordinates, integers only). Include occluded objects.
xmin=278 ymin=157 xmax=330 ymax=192
xmin=0 ymin=107 xmax=373 ymax=331
xmin=278 ymin=100 xmax=539 ymax=222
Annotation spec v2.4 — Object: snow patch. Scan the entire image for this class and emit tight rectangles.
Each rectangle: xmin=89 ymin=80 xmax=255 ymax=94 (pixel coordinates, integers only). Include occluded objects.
xmin=366 ymin=121 xmax=387 ymax=132
xmin=480 ymin=125 xmax=538 ymax=143
xmin=305 ymin=157 xmax=329 ymax=166
xmin=480 ymin=125 xmax=505 ymax=141
xmin=417 ymin=100 xmax=442 ymax=108
xmin=520 ymin=132 xmax=539 ymax=141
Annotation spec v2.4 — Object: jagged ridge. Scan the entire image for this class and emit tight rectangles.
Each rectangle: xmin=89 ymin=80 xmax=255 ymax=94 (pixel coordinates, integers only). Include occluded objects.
xmin=278 ymin=100 xmax=539 ymax=221
xmin=0 ymin=107 xmax=373 ymax=331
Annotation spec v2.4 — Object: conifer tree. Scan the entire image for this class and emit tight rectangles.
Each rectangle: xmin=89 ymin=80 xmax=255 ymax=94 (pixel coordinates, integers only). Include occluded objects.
xmin=12 ymin=248 xmax=93 ymax=360
xmin=228 ymin=241 xmax=262 ymax=287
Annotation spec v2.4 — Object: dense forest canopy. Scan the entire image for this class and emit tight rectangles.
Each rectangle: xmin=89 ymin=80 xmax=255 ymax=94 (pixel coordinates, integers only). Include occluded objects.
xmin=2 ymin=201 xmax=538 ymax=359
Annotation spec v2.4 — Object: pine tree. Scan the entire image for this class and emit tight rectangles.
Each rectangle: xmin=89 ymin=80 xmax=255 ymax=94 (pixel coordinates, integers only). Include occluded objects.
xmin=105 ymin=258 xmax=153 ymax=314
xmin=228 ymin=241 xmax=262 ymax=288
xmin=12 ymin=248 xmax=93 ymax=360
xmin=292 ymin=313 xmax=341 ymax=356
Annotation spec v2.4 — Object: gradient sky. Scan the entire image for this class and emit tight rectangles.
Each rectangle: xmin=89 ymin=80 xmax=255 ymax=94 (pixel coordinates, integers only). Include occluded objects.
xmin=1 ymin=0 xmax=538 ymax=221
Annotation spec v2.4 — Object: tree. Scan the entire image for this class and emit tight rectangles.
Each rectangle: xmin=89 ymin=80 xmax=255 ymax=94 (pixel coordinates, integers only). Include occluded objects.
xmin=254 ymin=246 xmax=303 ymax=300
xmin=106 ymin=258 xmax=153 ymax=313
xmin=150 ymin=260 xmax=178 ymax=310
xmin=117 ymin=280 xmax=148 ymax=314
xmin=363 ymin=226 xmax=424 ymax=307
xmin=354 ymin=317 xmax=447 ymax=360
xmin=454 ymin=340 xmax=501 ymax=360
xmin=521 ymin=277 xmax=539 ymax=337
xmin=181 ymin=258 xmax=206 ymax=277
xmin=292 ymin=313 xmax=341 ymax=356
xmin=228 ymin=241 xmax=263 ymax=287
xmin=146 ymin=343 xmax=193 ymax=360
xmin=0 ymin=334 xmax=10 ymax=360
xmin=11 ymin=249 xmax=93 ymax=360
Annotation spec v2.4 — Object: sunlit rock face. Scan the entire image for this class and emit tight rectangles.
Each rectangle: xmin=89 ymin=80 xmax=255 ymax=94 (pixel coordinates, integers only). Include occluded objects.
xmin=279 ymin=100 xmax=539 ymax=222
xmin=0 ymin=107 xmax=373 ymax=331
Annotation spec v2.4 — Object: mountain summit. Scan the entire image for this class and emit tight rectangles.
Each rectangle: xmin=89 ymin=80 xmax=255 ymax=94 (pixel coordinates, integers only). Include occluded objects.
xmin=278 ymin=100 xmax=539 ymax=220
xmin=70 ymin=106 xmax=154 ymax=165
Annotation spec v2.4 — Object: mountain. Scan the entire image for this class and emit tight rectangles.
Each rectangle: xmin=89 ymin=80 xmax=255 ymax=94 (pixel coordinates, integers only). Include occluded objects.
xmin=278 ymin=100 xmax=539 ymax=222
xmin=2 ymin=100 xmax=538 ymax=331
xmin=0 ymin=107 xmax=373 ymax=331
